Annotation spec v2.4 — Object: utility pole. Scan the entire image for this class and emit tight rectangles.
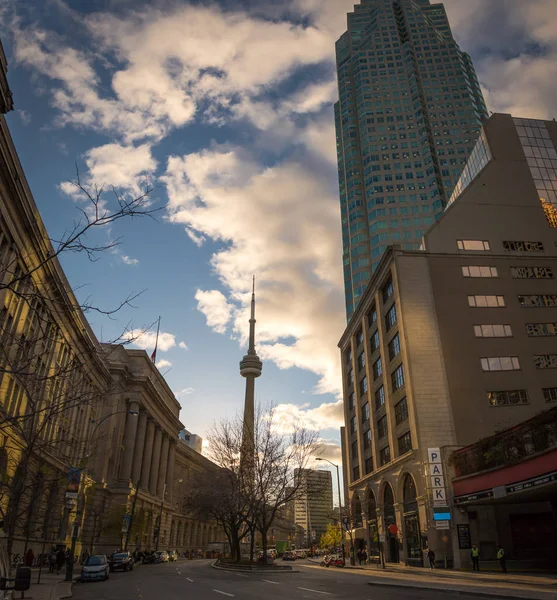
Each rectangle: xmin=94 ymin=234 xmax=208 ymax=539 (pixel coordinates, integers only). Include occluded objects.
xmin=124 ymin=480 xmax=141 ymax=552
xmin=154 ymin=483 xmax=166 ymax=551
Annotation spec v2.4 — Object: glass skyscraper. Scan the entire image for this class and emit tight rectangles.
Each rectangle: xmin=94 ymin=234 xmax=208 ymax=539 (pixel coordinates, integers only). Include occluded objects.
xmin=335 ymin=0 xmax=488 ymax=318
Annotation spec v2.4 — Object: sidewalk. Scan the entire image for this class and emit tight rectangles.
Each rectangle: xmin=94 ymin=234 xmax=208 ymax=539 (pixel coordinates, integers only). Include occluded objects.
xmin=22 ymin=570 xmax=72 ymax=600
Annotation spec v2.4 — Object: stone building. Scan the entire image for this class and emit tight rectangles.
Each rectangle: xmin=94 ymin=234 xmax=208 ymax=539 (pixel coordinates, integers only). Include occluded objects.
xmin=339 ymin=113 xmax=557 ymax=567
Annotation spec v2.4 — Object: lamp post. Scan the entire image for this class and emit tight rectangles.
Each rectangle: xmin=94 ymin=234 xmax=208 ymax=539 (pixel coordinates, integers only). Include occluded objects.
xmin=154 ymin=483 xmax=167 ymax=551
xmin=315 ymin=458 xmax=346 ymax=566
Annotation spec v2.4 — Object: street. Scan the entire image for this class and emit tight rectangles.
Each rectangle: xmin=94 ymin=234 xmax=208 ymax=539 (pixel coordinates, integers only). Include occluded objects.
xmin=72 ymin=559 xmax=512 ymax=600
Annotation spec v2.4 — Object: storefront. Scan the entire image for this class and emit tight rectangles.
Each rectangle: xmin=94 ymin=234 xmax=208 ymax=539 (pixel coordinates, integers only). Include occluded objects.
xmin=402 ymin=475 xmax=423 ymax=567
xmin=383 ymin=484 xmax=399 ymax=563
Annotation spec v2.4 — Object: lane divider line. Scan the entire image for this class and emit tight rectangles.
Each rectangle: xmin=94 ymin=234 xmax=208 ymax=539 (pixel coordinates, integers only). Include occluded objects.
xmin=236 ymin=573 xmax=249 ymax=578
xmin=298 ymin=587 xmax=332 ymax=595
xmin=186 ymin=577 xmax=194 ymax=582
xmin=213 ymin=590 xmax=235 ymax=597
xmin=262 ymin=579 xmax=280 ymax=584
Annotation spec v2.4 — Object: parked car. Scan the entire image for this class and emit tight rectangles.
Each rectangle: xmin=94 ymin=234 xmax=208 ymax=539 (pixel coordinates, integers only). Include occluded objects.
xmin=153 ymin=551 xmax=169 ymax=563
xmin=81 ymin=555 xmax=109 ymax=582
xmin=281 ymin=552 xmax=297 ymax=561
xmin=108 ymin=552 xmax=134 ymax=572
xmin=167 ymin=551 xmax=178 ymax=562
xmin=141 ymin=553 xmax=156 ymax=564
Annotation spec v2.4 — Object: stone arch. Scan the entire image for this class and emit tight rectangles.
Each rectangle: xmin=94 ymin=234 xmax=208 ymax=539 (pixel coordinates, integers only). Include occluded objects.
xmin=366 ymin=487 xmax=380 ymax=557
xmin=383 ymin=482 xmax=399 ymax=563
xmin=351 ymin=493 xmax=363 ymax=527
xmin=401 ymin=473 xmax=422 ymax=566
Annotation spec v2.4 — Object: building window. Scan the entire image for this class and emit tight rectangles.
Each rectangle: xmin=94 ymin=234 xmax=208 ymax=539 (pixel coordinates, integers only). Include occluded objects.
xmin=503 ymin=240 xmax=544 ymax=253
xmin=457 ymin=240 xmax=490 ymax=251
xmin=526 ymin=323 xmax=557 ymax=336
xmin=511 ymin=266 xmax=553 ymax=279
xmin=364 ymin=428 xmax=372 ymax=450
xmin=360 ymin=376 xmax=369 ymax=395
xmin=488 ymin=390 xmax=529 ymax=407
xmin=350 ymin=416 xmax=357 ymax=434
xmin=474 ymin=324 xmax=512 ymax=338
xmin=353 ymin=466 xmax=360 ymax=481
xmin=462 ymin=266 xmax=498 ymax=278
xmin=379 ymin=445 xmax=391 ymax=466
xmin=383 ymin=278 xmax=394 ymax=303
xmin=543 ymin=387 xmax=557 ymax=402
xmin=345 ymin=348 xmax=353 ymax=365
xmin=481 ymin=357 xmax=521 ymax=371
xmin=388 ymin=333 xmax=401 ymax=360
xmin=368 ymin=305 xmax=377 ymax=326
xmin=348 ymin=392 xmax=355 ymax=410
xmin=397 ymin=431 xmax=412 ymax=455
xmin=533 ymin=355 xmax=557 ymax=370
xmin=357 ymin=329 xmax=364 ymax=346
xmin=365 ymin=457 xmax=373 ymax=474
xmin=358 ymin=352 xmax=366 ymax=371
xmin=375 ymin=385 xmax=385 ymax=409
xmin=377 ymin=415 xmax=388 ymax=440
xmin=391 ymin=364 xmax=405 ymax=391
xmin=348 ymin=369 xmax=354 ymax=385
xmin=395 ymin=397 xmax=408 ymax=425
xmin=372 ymin=357 xmax=383 ymax=380
xmin=370 ymin=330 xmax=380 ymax=353
xmin=362 ymin=402 xmax=370 ymax=422
xmin=385 ymin=304 xmax=398 ymax=329
xmin=518 ymin=295 xmax=557 ymax=308
xmin=352 ymin=440 xmax=358 ymax=459
xmin=468 ymin=295 xmax=505 ymax=307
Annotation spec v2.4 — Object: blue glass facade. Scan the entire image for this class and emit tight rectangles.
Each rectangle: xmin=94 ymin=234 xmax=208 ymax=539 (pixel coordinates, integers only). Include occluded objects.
xmin=335 ymin=0 xmax=488 ymax=319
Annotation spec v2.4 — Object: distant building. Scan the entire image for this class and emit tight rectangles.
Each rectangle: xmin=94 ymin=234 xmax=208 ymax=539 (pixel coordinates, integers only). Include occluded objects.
xmin=294 ymin=469 xmax=333 ymax=546
xmin=179 ymin=429 xmax=203 ymax=454
xmin=340 ymin=113 xmax=557 ymax=567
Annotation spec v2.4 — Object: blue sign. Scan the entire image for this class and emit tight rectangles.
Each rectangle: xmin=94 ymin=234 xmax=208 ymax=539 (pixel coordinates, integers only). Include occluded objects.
xmin=433 ymin=509 xmax=451 ymax=521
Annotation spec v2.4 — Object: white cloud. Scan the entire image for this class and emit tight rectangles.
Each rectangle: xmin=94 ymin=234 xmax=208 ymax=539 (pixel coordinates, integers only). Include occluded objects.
xmin=194 ymin=289 xmax=234 ymax=335
xmin=18 ymin=109 xmax=31 ymax=124
xmin=120 ymin=254 xmax=139 ymax=266
xmin=178 ymin=341 xmax=189 ymax=350
xmin=177 ymin=387 xmax=195 ymax=396
xmin=156 ymin=359 xmax=172 ymax=369
xmin=271 ymin=400 xmax=344 ymax=434
xmin=313 ymin=439 xmax=343 ymax=465
xmin=123 ymin=329 xmax=177 ymax=352
xmin=186 ymin=228 xmax=206 ymax=247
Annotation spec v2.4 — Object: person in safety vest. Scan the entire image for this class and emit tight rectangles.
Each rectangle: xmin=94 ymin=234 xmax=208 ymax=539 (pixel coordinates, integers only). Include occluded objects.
xmin=470 ymin=544 xmax=480 ymax=571
xmin=497 ymin=546 xmax=507 ymax=573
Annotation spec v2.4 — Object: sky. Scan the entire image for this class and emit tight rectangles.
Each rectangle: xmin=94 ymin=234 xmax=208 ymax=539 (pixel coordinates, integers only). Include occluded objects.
xmin=1 ymin=0 xmax=557 ymax=492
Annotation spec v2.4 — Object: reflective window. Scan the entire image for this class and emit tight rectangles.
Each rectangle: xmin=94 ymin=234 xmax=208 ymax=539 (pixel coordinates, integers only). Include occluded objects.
xmin=350 ymin=416 xmax=357 ymax=434
xmin=388 ymin=333 xmax=401 ymax=360
xmin=365 ymin=457 xmax=373 ymax=474
xmin=533 ymin=355 xmax=557 ymax=370
xmin=377 ymin=415 xmax=388 ymax=440
xmin=468 ymin=295 xmax=505 ymax=307
xmin=503 ymin=240 xmax=544 ymax=252
xmin=397 ymin=431 xmax=412 ymax=455
xmin=382 ymin=278 xmax=394 ymax=302
xmin=364 ymin=428 xmax=372 ymax=449
xmin=457 ymin=240 xmax=490 ymax=251
xmin=353 ymin=466 xmax=360 ymax=481
xmin=488 ymin=390 xmax=529 ymax=407
xmin=474 ymin=324 xmax=512 ymax=337
xmin=510 ymin=266 xmax=553 ymax=279
xmin=368 ymin=306 xmax=377 ymax=325
xmin=362 ymin=402 xmax=370 ymax=422
xmin=360 ymin=376 xmax=369 ymax=396
xmin=526 ymin=323 xmax=557 ymax=337
xmin=543 ymin=387 xmax=557 ymax=402
xmin=391 ymin=364 xmax=405 ymax=391
xmin=480 ymin=357 xmax=520 ymax=371
xmin=358 ymin=352 xmax=366 ymax=371
xmin=348 ymin=392 xmax=355 ymax=410
xmin=352 ymin=440 xmax=358 ymax=458
xmin=395 ymin=397 xmax=408 ymax=425
xmin=375 ymin=385 xmax=385 ymax=409
xmin=379 ymin=445 xmax=391 ymax=466
xmin=518 ymin=295 xmax=557 ymax=307
xmin=370 ymin=330 xmax=380 ymax=353
xmin=372 ymin=358 xmax=383 ymax=380
xmin=462 ymin=266 xmax=498 ymax=278
xmin=385 ymin=304 xmax=398 ymax=329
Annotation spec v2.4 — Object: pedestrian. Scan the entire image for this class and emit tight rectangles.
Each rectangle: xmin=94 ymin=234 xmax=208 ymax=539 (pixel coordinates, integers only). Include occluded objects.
xmin=25 ymin=548 xmax=34 ymax=567
xmin=427 ymin=548 xmax=435 ymax=569
xmin=56 ymin=548 xmax=65 ymax=575
xmin=357 ymin=548 xmax=362 ymax=565
xmin=49 ymin=548 xmax=57 ymax=573
xmin=497 ymin=546 xmax=507 ymax=573
xmin=362 ymin=549 xmax=368 ymax=565
xmin=471 ymin=544 xmax=480 ymax=571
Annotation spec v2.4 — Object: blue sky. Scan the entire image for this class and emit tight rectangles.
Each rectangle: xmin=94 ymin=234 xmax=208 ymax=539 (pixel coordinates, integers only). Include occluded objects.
xmin=2 ymin=0 xmax=556 ymax=483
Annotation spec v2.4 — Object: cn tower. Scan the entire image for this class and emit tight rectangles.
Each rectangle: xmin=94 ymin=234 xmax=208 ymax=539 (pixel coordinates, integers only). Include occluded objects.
xmin=239 ymin=276 xmax=262 ymax=458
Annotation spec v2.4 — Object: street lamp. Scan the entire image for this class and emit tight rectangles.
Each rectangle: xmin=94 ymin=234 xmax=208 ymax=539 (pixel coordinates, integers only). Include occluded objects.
xmin=315 ymin=458 xmax=346 ymax=566
xmin=90 ymin=408 xmax=139 ymax=438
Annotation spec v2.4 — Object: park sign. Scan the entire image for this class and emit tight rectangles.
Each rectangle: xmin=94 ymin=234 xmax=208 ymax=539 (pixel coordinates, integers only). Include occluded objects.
xmin=427 ymin=448 xmax=447 ymax=506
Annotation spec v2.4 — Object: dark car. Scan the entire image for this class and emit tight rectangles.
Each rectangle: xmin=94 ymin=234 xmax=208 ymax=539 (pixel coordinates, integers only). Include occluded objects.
xmin=282 ymin=551 xmax=297 ymax=561
xmin=109 ymin=552 xmax=135 ymax=572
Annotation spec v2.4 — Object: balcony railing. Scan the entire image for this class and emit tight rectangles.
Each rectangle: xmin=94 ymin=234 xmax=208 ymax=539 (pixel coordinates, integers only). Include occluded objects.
xmin=452 ymin=407 xmax=557 ymax=478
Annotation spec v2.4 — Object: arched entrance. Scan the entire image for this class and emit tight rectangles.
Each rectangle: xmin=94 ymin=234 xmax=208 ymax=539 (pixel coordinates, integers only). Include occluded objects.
xmin=366 ymin=490 xmax=380 ymax=561
xmin=403 ymin=474 xmax=423 ymax=567
xmin=384 ymin=484 xmax=399 ymax=563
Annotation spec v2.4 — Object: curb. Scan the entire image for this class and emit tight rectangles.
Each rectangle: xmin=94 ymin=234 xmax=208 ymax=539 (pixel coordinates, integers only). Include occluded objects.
xmin=367 ymin=580 xmax=550 ymax=600
xmin=52 ymin=580 xmax=73 ymax=600
xmin=211 ymin=560 xmax=298 ymax=574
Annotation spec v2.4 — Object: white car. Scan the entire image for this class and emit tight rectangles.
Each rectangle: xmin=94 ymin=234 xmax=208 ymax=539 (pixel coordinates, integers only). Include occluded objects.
xmin=81 ymin=555 xmax=109 ymax=582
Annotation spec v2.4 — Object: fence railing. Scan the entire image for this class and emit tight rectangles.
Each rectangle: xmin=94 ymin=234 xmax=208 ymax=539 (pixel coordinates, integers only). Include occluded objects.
xmin=452 ymin=407 xmax=557 ymax=478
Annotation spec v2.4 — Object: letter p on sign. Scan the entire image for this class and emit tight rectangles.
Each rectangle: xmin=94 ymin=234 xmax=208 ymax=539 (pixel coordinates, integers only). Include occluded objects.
xmin=428 ymin=448 xmax=441 ymax=464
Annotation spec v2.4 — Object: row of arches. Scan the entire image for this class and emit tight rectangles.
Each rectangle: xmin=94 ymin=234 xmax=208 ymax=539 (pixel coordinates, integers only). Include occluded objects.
xmin=350 ymin=474 xmax=422 ymax=565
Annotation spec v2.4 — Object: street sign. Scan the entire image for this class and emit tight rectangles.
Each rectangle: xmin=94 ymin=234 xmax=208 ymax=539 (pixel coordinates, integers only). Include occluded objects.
xmin=379 ymin=534 xmax=385 ymax=542
xmin=428 ymin=448 xmax=441 ymax=463
xmin=122 ymin=514 xmax=131 ymax=534
xmin=435 ymin=520 xmax=450 ymax=530
xmin=457 ymin=524 xmax=471 ymax=549
xmin=433 ymin=508 xmax=451 ymax=521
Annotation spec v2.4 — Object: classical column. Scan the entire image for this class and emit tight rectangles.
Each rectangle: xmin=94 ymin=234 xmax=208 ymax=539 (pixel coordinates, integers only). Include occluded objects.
xmin=131 ymin=411 xmax=148 ymax=485
xmin=165 ymin=441 xmax=176 ymax=502
xmin=140 ymin=418 xmax=155 ymax=489
xmin=120 ymin=400 xmax=140 ymax=482
xmin=157 ymin=434 xmax=170 ymax=497
xmin=149 ymin=426 xmax=163 ymax=494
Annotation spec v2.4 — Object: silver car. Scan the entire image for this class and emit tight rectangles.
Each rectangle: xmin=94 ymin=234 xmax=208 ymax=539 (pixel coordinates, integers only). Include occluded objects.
xmin=81 ymin=555 xmax=109 ymax=582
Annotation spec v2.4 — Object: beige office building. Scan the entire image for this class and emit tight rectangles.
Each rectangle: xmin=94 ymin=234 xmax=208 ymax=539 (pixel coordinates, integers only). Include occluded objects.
xmin=294 ymin=469 xmax=333 ymax=546
xmin=339 ymin=113 xmax=557 ymax=566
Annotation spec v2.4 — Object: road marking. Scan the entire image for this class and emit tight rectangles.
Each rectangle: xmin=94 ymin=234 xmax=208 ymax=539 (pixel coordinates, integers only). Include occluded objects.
xmin=186 ymin=577 xmax=194 ymax=582
xmin=213 ymin=590 xmax=235 ymax=597
xmin=298 ymin=587 xmax=332 ymax=595
xmin=177 ymin=570 xmax=182 ymax=575
xmin=262 ymin=579 xmax=279 ymax=584
xmin=236 ymin=573 xmax=249 ymax=578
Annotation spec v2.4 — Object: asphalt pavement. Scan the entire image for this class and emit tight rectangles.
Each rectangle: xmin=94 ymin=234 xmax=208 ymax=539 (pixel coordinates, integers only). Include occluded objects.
xmin=71 ymin=558 xmax=542 ymax=600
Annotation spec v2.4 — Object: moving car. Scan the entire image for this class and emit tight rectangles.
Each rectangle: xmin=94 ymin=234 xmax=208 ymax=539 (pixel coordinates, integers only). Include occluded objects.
xmin=281 ymin=551 xmax=297 ymax=561
xmin=167 ymin=551 xmax=178 ymax=562
xmin=81 ymin=555 xmax=109 ymax=582
xmin=108 ymin=552 xmax=134 ymax=572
